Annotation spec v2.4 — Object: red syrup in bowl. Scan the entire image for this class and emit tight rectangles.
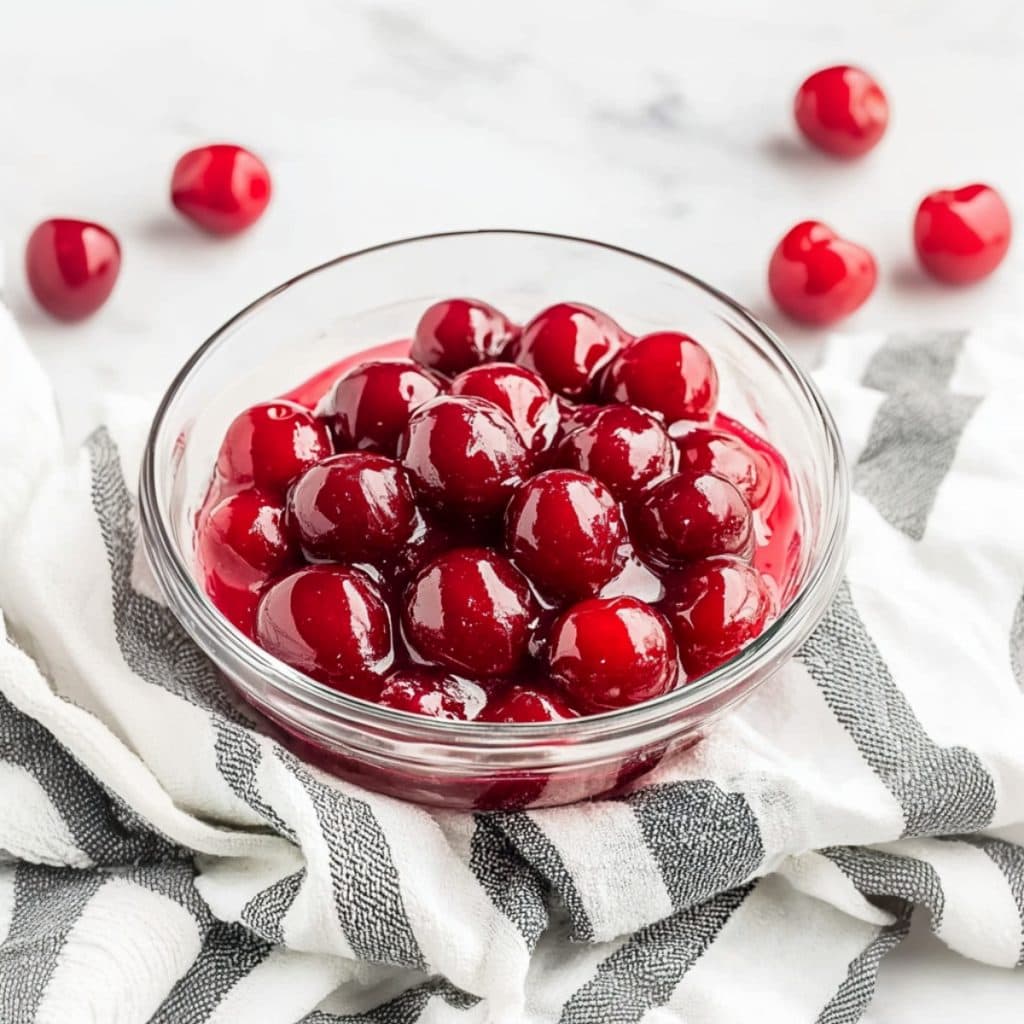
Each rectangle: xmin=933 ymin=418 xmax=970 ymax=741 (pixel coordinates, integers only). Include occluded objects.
xmin=195 ymin=302 xmax=802 ymax=807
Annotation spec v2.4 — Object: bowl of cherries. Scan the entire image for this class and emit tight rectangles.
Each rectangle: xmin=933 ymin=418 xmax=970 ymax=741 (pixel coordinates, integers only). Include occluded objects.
xmin=140 ymin=229 xmax=848 ymax=809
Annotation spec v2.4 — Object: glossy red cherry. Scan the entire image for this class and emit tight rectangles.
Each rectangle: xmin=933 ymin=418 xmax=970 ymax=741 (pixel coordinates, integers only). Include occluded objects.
xmin=378 ymin=669 xmax=489 ymax=720
xmin=600 ymin=332 xmax=718 ymax=424
xmin=402 ymin=548 xmax=536 ymax=677
xmin=170 ymin=144 xmax=271 ymax=235
xmin=217 ymin=401 xmax=333 ymax=496
xmin=450 ymin=363 xmax=559 ymax=461
xmin=768 ymin=221 xmax=876 ymax=325
xmin=633 ymin=471 xmax=753 ymax=568
xmin=557 ymin=404 xmax=675 ymax=502
xmin=659 ymin=557 xmax=775 ymax=678
xmin=478 ymin=686 xmax=580 ymax=723
xmin=255 ymin=566 xmax=392 ymax=689
xmin=324 ymin=359 xmax=443 ymax=456
xmin=548 ymin=596 xmax=678 ymax=712
xmin=672 ymin=426 xmax=772 ymax=508
xmin=913 ymin=184 xmax=1012 ymax=285
xmin=411 ymin=298 xmax=517 ymax=375
xmin=794 ymin=65 xmax=888 ymax=158
xmin=197 ymin=489 xmax=294 ymax=634
xmin=199 ymin=489 xmax=294 ymax=583
xmin=505 ymin=469 xmax=626 ymax=601
xmin=25 ymin=219 xmax=121 ymax=322
xmin=398 ymin=395 xmax=530 ymax=519
xmin=512 ymin=302 xmax=626 ymax=398
xmin=287 ymin=453 xmax=417 ymax=563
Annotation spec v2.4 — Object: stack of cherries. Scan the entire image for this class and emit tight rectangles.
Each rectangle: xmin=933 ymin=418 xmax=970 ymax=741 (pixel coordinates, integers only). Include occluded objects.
xmin=198 ymin=299 xmax=797 ymax=723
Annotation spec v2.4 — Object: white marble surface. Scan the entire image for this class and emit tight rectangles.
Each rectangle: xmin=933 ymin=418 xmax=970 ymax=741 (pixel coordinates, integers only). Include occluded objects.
xmin=3 ymin=0 xmax=1024 ymax=1017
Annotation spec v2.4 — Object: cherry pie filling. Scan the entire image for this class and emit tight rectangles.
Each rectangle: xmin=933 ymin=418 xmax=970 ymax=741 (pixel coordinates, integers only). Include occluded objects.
xmin=197 ymin=298 xmax=801 ymax=727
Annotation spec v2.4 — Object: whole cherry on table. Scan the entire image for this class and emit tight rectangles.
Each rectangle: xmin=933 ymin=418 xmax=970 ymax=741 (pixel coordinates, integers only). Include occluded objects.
xmin=170 ymin=143 xmax=272 ymax=236
xmin=914 ymin=183 xmax=1012 ymax=285
xmin=768 ymin=220 xmax=877 ymax=326
xmin=793 ymin=64 xmax=889 ymax=159
xmin=24 ymin=218 xmax=122 ymax=322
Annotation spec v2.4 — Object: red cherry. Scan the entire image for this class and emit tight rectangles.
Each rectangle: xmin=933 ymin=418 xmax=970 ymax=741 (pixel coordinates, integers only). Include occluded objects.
xmin=479 ymin=686 xmax=580 ymax=723
xmin=659 ymin=557 xmax=775 ymax=678
xmin=600 ymin=332 xmax=719 ymax=424
xmin=25 ymin=219 xmax=121 ymax=322
xmin=324 ymin=359 xmax=444 ymax=456
xmin=200 ymin=489 xmax=294 ymax=583
xmin=768 ymin=221 xmax=876 ymax=325
xmin=287 ymin=453 xmax=418 ymax=564
xmin=505 ymin=469 xmax=626 ymax=601
xmin=672 ymin=425 xmax=772 ymax=508
xmin=402 ymin=548 xmax=537 ymax=677
xmin=557 ymin=404 xmax=675 ymax=502
xmin=170 ymin=144 xmax=271 ymax=235
xmin=398 ymin=395 xmax=530 ymax=519
xmin=450 ymin=363 xmax=559 ymax=461
xmin=512 ymin=302 xmax=626 ymax=398
xmin=411 ymin=298 xmax=517 ymax=375
xmin=217 ymin=401 xmax=333 ymax=496
xmin=913 ymin=184 xmax=1012 ymax=285
xmin=197 ymin=489 xmax=294 ymax=635
xmin=794 ymin=65 xmax=888 ymax=158
xmin=378 ymin=669 xmax=489 ymax=720
xmin=255 ymin=566 xmax=392 ymax=690
xmin=633 ymin=471 xmax=753 ymax=568
xmin=548 ymin=596 xmax=678 ymax=712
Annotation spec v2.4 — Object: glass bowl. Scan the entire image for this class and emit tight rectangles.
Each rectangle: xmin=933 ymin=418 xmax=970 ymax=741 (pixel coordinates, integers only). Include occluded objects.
xmin=139 ymin=229 xmax=848 ymax=810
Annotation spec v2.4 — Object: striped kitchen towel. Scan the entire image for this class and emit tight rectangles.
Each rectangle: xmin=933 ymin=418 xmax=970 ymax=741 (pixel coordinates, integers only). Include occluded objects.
xmin=1 ymin=301 xmax=1023 ymax=1023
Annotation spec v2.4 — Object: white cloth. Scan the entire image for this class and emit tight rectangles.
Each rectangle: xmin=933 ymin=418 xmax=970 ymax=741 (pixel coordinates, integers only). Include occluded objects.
xmin=1 ymin=302 xmax=1023 ymax=1023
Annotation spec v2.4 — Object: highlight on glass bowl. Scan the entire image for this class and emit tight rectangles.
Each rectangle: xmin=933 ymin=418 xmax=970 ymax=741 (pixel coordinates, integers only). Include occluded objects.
xmin=140 ymin=230 xmax=848 ymax=809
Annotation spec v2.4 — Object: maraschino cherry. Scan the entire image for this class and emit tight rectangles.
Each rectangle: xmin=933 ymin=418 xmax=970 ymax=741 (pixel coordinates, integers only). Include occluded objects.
xmin=171 ymin=144 xmax=272 ymax=235
xmin=548 ymin=596 xmax=678 ymax=712
xmin=197 ymin=489 xmax=294 ymax=635
xmin=25 ymin=219 xmax=121 ymax=321
xmin=411 ymin=298 xmax=517 ymax=375
xmin=402 ymin=547 xmax=537 ymax=677
xmin=768 ymin=220 xmax=876 ymax=325
xmin=216 ymin=401 xmax=333 ymax=497
xmin=512 ymin=302 xmax=626 ymax=398
xmin=794 ymin=65 xmax=889 ymax=158
xmin=399 ymin=396 xmax=530 ymax=519
xmin=660 ymin=557 xmax=775 ymax=678
xmin=255 ymin=565 xmax=393 ymax=695
xmin=287 ymin=453 xmax=418 ymax=564
xmin=913 ymin=184 xmax=1012 ymax=285
xmin=600 ymin=332 xmax=718 ymax=424
xmin=324 ymin=359 xmax=443 ymax=456
xmin=378 ymin=670 xmax=489 ymax=721
xmin=505 ymin=469 xmax=626 ymax=600
xmin=557 ymin=404 xmax=675 ymax=501
xmin=633 ymin=471 xmax=753 ymax=568
xmin=479 ymin=686 xmax=580 ymax=723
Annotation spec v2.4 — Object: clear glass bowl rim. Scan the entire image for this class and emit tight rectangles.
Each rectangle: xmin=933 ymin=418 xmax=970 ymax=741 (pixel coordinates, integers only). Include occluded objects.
xmin=139 ymin=228 xmax=849 ymax=751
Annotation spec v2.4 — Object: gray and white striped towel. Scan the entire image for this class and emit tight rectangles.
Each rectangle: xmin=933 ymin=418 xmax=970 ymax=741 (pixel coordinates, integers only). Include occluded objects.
xmin=1 ymin=297 xmax=1024 ymax=1023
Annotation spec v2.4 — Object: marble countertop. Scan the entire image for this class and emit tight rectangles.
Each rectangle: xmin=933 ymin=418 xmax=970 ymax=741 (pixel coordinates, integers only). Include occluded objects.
xmin=3 ymin=0 xmax=1024 ymax=1016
